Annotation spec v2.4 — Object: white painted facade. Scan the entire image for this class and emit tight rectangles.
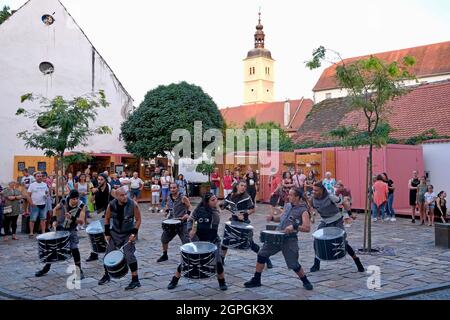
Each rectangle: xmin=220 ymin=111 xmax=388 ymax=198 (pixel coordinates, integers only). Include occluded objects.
xmin=422 ymin=141 xmax=450 ymax=195
xmin=313 ymin=73 xmax=450 ymax=103
xmin=0 ymin=0 xmax=134 ymax=184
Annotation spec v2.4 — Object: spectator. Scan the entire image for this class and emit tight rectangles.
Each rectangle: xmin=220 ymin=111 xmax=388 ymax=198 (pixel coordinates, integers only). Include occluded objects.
xmin=371 ymin=175 xmax=388 ymax=222
xmin=269 ymin=173 xmax=282 ymax=216
xmin=175 ymin=174 xmax=188 ymax=197
xmin=435 ymin=191 xmax=447 ymax=224
xmin=129 ymin=172 xmax=144 ymax=200
xmin=74 ymin=171 xmax=82 ymax=183
xmin=304 ymin=170 xmax=317 ymax=197
xmin=91 ymin=172 xmax=99 ymax=188
xmin=2 ymin=181 xmax=22 ymax=241
xmin=382 ymin=173 xmax=396 ymax=222
xmin=20 ymin=168 xmax=35 ymax=216
xmin=102 ymin=171 xmax=111 ymax=183
xmin=232 ymin=171 xmax=241 ymax=189
xmin=280 ymin=172 xmax=294 ymax=207
xmin=424 ymin=185 xmax=437 ymax=226
xmin=335 ymin=181 xmax=352 ymax=200
xmin=42 ymin=172 xmax=53 ymax=231
xmin=160 ymin=171 xmax=173 ymax=208
xmin=210 ymin=167 xmax=221 ymax=198
xmin=0 ymin=184 xmax=3 ymax=237
xmin=416 ymin=177 xmax=428 ymax=225
xmin=67 ymin=172 xmax=75 ymax=191
xmin=75 ymin=173 xmax=89 ymax=208
xmin=119 ymin=171 xmax=131 ymax=193
xmin=322 ymin=172 xmax=337 ymax=195
xmin=150 ymin=178 xmax=161 ymax=213
xmin=85 ymin=175 xmax=95 ymax=214
xmin=245 ymin=170 xmax=258 ymax=205
xmin=28 ymin=172 xmax=49 ymax=238
xmin=152 ymin=167 xmax=162 ymax=181
xmin=222 ymin=169 xmax=233 ymax=199
xmin=408 ymin=170 xmax=420 ymax=223
xmin=110 ymin=173 xmax=122 ymax=190
xmin=292 ymin=169 xmax=306 ymax=189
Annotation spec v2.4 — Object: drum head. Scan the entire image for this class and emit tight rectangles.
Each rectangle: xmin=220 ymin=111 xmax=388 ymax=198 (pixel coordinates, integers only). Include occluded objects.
xmin=181 ymin=242 xmax=217 ymax=254
xmin=104 ymin=250 xmax=124 ymax=267
xmin=262 ymin=230 xmax=285 ymax=236
xmin=86 ymin=221 xmax=104 ymax=234
xmin=163 ymin=219 xmax=182 ymax=225
xmin=37 ymin=231 xmax=70 ymax=241
xmin=225 ymin=221 xmax=254 ymax=230
xmin=312 ymin=227 xmax=346 ymax=240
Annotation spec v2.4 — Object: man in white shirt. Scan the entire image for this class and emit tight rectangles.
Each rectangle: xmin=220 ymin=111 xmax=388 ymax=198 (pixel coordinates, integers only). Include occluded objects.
xmin=28 ymin=172 xmax=49 ymax=238
xmin=119 ymin=172 xmax=131 ymax=193
xmin=292 ymin=169 xmax=307 ymax=189
xmin=129 ymin=172 xmax=144 ymax=200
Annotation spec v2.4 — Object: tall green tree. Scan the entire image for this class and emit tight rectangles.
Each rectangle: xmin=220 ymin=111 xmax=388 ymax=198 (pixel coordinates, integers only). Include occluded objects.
xmin=0 ymin=5 xmax=11 ymax=25
xmin=16 ymin=91 xmax=111 ymax=201
xmin=307 ymin=47 xmax=416 ymax=252
xmin=121 ymin=81 xmax=224 ymax=161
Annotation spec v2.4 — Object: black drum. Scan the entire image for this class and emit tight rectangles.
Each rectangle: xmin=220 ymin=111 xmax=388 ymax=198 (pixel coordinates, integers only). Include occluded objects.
xmin=222 ymin=221 xmax=254 ymax=250
xmin=313 ymin=227 xmax=347 ymax=261
xmin=37 ymin=231 xmax=71 ymax=263
xmin=180 ymin=242 xmax=217 ymax=279
xmin=104 ymin=250 xmax=129 ymax=279
xmin=162 ymin=219 xmax=182 ymax=234
xmin=86 ymin=221 xmax=107 ymax=254
xmin=260 ymin=230 xmax=285 ymax=246
xmin=266 ymin=223 xmax=278 ymax=231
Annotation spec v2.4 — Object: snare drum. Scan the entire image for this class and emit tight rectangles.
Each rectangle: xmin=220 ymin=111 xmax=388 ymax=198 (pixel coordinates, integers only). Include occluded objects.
xmin=86 ymin=221 xmax=107 ymax=253
xmin=37 ymin=231 xmax=71 ymax=263
xmin=104 ymin=250 xmax=129 ymax=279
xmin=162 ymin=219 xmax=182 ymax=234
xmin=260 ymin=230 xmax=285 ymax=246
xmin=222 ymin=221 xmax=254 ymax=250
xmin=180 ymin=242 xmax=217 ymax=279
xmin=312 ymin=227 xmax=347 ymax=261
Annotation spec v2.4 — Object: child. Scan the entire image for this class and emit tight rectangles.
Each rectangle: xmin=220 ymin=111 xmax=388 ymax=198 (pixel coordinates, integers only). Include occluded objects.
xmin=151 ymin=178 xmax=161 ymax=213
xmin=424 ymin=185 xmax=437 ymax=226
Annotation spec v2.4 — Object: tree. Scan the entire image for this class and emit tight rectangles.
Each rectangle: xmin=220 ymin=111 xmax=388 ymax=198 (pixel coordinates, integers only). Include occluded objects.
xmin=307 ymin=47 xmax=416 ymax=252
xmin=121 ymin=81 xmax=224 ymax=161
xmin=16 ymin=91 xmax=111 ymax=201
xmin=0 ymin=5 xmax=11 ymax=25
xmin=195 ymin=161 xmax=215 ymax=183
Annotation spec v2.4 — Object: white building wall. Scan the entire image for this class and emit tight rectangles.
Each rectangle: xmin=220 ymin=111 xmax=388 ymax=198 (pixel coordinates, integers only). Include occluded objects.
xmin=422 ymin=142 xmax=450 ymax=194
xmin=0 ymin=0 xmax=133 ymax=184
xmin=313 ymin=74 xmax=450 ymax=103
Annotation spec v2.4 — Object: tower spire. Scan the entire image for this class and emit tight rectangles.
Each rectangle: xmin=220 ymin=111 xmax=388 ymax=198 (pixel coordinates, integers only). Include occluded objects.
xmin=254 ymin=10 xmax=265 ymax=49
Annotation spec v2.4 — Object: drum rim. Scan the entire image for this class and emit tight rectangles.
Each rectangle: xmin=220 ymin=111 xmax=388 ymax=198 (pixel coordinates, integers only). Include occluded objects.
xmin=104 ymin=250 xmax=125 ymax=266
xmin=180 ymin=241 xmax=217 ymax=254
xmin=163 ymin=219 xmax=182 ymax=224
xmin=225 ymin=221 xmax=254 ymax=230
xmin=261 ymin=230 xmax=285 ymax=235
xmin=312 ymin=227 xmax=346 ymax=239
xmin=36 ymin=231 xmax=70 ymax=240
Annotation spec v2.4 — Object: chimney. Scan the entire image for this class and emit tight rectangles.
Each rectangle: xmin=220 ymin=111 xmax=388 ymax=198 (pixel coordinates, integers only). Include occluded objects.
xmin=284 ymin=100 xmax=290 ymax=127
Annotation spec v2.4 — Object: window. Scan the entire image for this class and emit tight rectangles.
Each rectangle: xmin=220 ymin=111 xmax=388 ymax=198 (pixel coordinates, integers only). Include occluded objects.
xmin=251 ymin=89 xmax=254 ymax=92
xmin=268 ymin=67 xmax=270 ymax=75
xmin=252 ymin=67 xmax=255 ymax=74
xmin=41 ymin=14 xmax=55 ymax=26
xmin=39 ymin=62 xmax=54 ymax=75
xmin=326 ymin=93 xmax=332 ymax=99
xmin=266 ymin=89 xmax=269 ymax=92
xmin=249 ymin=67 xmax=252 ymax=75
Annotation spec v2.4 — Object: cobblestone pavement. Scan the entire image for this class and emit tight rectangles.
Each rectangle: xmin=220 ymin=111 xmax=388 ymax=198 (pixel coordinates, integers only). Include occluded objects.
xmin=1 ymin=202 xmax=449 ymax=300
xmin=401 ymin=288 xmax=450 ymax=300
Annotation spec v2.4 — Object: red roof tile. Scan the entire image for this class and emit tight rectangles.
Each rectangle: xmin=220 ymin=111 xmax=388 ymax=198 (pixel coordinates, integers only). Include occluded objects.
xmin=313 ymin=41 xmax=450 ymax=91
xmin=220 ymin=98 xmax=314 ymax=132
xmin=295 ymin=80 xmax=450 ymax=143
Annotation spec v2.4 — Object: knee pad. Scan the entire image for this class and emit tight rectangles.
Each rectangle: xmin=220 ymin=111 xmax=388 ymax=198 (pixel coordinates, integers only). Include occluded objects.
xmin=257 ymin=255 xmax=268 ymax=264
xmin=129 ymin=262 xmax=138 ymax=273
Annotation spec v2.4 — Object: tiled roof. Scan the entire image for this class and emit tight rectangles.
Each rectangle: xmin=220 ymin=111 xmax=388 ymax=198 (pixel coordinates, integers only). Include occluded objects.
xmin=295 ymin=81 xmax=450 ymax=143
xmin=220 ymin=98 xmax=314 ymax=132
xmin=313 ymin=41 xmax=450 ymax=91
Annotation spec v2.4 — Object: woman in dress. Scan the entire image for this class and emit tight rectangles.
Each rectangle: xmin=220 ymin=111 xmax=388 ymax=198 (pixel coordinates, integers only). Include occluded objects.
xmin=408 ymin=171 xmax=420 ymax=223
xmin=1 ymin=181 xmax=22 ymax=241
xmin=435 ymin=191 xmax=447 ymax=224
xmin=416 ymin=177 xmax=428 ymax=225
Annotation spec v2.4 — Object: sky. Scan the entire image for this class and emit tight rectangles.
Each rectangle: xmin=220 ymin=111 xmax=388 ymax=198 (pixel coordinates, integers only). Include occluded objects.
xmin=2 ymin=0 xmax=450 ymax=108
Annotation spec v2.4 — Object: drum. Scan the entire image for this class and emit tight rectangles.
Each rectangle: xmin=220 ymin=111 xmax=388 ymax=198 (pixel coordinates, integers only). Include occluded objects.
xmin=37 ymin=231 xmax=71 ymax=263
xmin=180 ymin=242 xmax=217 ymax=279
xmin=222 ymin=221 xmax=254 ymax=250
xmin=260 ymin=230 xmax=285 ymax=246
xmin=312 ymin=227 xmax=347 ymax=261
xmin=162 ymin=219 xmax=182 ymax=234
xmin=266 ymin=223 xmax=278 ymax=231
xmin=104 ymin=250 xmax=129 ymax=279
xmin=86 ymin=220 xmax=107 ymax=253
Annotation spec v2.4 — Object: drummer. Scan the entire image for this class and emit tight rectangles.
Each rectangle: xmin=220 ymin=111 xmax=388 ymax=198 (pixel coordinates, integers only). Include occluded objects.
xmin=309 ymin=181 xmax=364 ymax=272
xmin=156 ymin=183 xmax=192 ymax=263
xmin=220 ymin=181 xmax=272 ymax=269
xmin=98 ymin=187 xmax=142 ymax=290
xmin=35 ymin=189 xmax=86 ymax=279
xmin=167 ymin=192 xmax=228 ymax=291
xmin=244 ymin=188 xmax=313 ymax=290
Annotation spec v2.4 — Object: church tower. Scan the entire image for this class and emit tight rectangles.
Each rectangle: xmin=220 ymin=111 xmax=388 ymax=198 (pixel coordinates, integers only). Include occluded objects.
xmin=243 ymin=11 xmax=275 ymax=104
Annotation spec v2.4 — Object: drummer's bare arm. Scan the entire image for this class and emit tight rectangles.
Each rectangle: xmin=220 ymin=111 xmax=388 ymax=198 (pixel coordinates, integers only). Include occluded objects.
xmin=298 ymin=211 xmax=311 ymax=233
xmin=104 ymin=205 xmax=111 ymax=225
xmin=77 ymin=207 xmax=86 ymax=225
xmin=133 ymin=202 xmax=142 ymax=230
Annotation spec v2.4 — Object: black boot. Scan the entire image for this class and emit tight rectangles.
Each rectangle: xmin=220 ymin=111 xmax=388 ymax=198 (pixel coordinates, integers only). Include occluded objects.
xmin=125 ymin=276 xmax=141 ymax=291
xmin=98 ymin=274 xmax=111 ymax=285
xmin=310 ymin=258 xmax=320 ymax=272
xmin=168 ymin=276 xmax=180 ymax=290
xmin=35 ymin=264 xmax=51 ymax=277
xmin=354 ymin=257 xmax=365 ymax=272
xmin=218 ymin=278 xmax=228 ymax=291
xmin=266 ymin=259 xmax=273 ymax=269
xmin=86 ymin=252 xmax=98 ymax=262
xmin=244 ymin=272 xmax=262 ymax=288
xmin=157 ymin=252 xmax=168 ymax=263
xmin=300 ymin=275 xmax=313 ymax=290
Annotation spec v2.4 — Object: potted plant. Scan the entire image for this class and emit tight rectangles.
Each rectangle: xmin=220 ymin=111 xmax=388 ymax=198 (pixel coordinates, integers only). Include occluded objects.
xmin=195 ymin=161 xmax=215 ymax=196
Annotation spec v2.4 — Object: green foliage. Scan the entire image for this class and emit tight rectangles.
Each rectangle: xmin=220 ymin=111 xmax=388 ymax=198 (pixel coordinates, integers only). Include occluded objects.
xmin=404 ymin=129 xmax=450 ymax=145
xmin=121 ymin=81 xmax=224 ymax=159
xmin=228 ymin=118 xmax=295 ymax=152
xmin=328 ymin=122 xmax=392 ymax=149
xmin=16 ymin=91 xmax=111 ymax=158
xmin=0 ymin=5 xmax=11 ymax=25
xmin=195 ymin=161 xmax=215 ymax=182
xmin=63 ymin=153 xmax=93 ymax=166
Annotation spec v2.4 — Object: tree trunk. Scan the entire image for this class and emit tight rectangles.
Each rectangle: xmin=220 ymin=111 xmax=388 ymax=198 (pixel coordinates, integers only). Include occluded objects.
xmin=363 ymin=156 xmax=370 ymax=252
xmin=367 ymin=143 xmax=374 ymax=252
